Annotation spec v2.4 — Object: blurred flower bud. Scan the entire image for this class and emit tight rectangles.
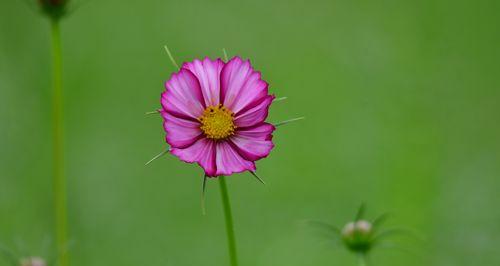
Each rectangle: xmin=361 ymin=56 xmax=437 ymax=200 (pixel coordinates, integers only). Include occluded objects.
xmin=341 ymin=220 xmax=374 ymax=253
xmin=20 ymin=257 xmax=46 ymax=266
xmin=38 ymin=0 xmax=69 ymax=20
xmin=308 ymin=204 xmax=414 ymax=263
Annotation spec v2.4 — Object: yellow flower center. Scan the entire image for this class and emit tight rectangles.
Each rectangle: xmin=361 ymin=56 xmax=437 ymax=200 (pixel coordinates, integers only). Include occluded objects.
xmin=199 ymin=104 xmax=236 ymax=140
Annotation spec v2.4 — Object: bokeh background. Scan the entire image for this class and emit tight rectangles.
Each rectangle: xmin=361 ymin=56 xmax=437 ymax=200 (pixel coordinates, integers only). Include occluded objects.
xmin=1 ymin=0 xmax=499 ymax=265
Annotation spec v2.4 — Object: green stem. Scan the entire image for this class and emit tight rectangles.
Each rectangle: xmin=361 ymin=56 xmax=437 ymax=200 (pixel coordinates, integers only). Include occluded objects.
xmin=358 ymin=253 xmax=367 ymax=266
xmin=51 ymin=18 xmax=69 ymax=266
xmin=218 ymin=176 xmax=238 ymax=266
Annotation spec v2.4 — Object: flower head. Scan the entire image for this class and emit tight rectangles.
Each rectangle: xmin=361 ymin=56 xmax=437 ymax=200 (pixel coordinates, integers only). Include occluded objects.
xmin=161 ymin=57 xmax=275 ymax=177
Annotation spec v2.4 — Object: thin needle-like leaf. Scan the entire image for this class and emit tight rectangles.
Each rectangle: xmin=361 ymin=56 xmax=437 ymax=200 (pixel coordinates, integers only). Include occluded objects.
xmin=355 ymin=203 xmax=366 ymax=221
xmin=372 ymin=212 xmax=390 ymax=230
xmin=164 ymin=45 xmax=179 ymax=69
xmin=304 ymin=220 xmax=341 ymax=236
xmin=222 ymin=48 xmax=229 ymax=62
xmin=250 ymin=171 xmax=266 ymax=185
xmin=375 ymin=241 xmax=423 ymax=258
xmin=145 ymin=109 xmax=160 ymax=115
xmin=274 ymin=117 xmax=305 ymax=127
xmin=145 ymin=149 xmax=169 ymax=165
xmin=373 ymin=227 xmax=424 ymax=243
xmin=274 ymin=96 xmax=288 ymax=102
xmin=201 ymin=175 xmax=208 ymax=215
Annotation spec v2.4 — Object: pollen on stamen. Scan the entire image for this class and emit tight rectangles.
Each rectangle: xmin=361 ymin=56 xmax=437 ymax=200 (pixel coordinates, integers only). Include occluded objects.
xmin=199 ymin=105 xmax=236 ymax=140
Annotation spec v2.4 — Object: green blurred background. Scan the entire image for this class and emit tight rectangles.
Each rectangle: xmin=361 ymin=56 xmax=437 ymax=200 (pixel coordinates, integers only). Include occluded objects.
xmin=1 ymin=0 xmax=499 ymax=265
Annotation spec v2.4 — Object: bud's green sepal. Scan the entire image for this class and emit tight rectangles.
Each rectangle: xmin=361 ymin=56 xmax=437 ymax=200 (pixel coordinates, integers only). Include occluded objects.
xmin=39 ymin=0 xmax=69 ymax=20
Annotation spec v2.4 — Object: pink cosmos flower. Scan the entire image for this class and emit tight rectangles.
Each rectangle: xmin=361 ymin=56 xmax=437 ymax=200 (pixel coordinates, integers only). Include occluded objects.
xmin=160 ymin=56 xmax=275 ymax=177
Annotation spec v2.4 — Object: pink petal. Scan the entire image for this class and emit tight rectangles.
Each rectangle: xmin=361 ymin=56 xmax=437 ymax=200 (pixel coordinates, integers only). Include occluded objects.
xmin=234 ymin=95 xmax=274 ymax=128
xmin=230 ymin=123 xmax=275 ymax=161
xmin=171 ymin=138 xmax=216 ymax=176
xmin=221 ymin=57 xmax=269 ymax=114
xmin=235 ymin=122 xmax=275 ymax=140
xmin=182 ymin=58 xmax=224 ymax=107
xmin=162 ymin=69 xmax=205 ymax=119
xmin=215 ymin=141 xmax=255 ymax=176
xmin=161 ymin=111 xmax=202 ymax=149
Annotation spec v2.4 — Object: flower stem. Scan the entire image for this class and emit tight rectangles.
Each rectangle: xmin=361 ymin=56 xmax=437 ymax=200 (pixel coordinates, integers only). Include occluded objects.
xmin=358 ymin=253 xmax=368 ymax=266
xmin=218 ymin=176 xmax=238 ymax=266
xmin=51 ymin=18 xmax=69 ymax=266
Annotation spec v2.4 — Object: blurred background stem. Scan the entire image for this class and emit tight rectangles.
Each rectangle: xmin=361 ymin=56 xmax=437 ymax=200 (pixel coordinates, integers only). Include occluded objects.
xmin=51 ymin=18 xmax=69 ymax=266
xmin=219 ymin=177 xmax=238 ymax=266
